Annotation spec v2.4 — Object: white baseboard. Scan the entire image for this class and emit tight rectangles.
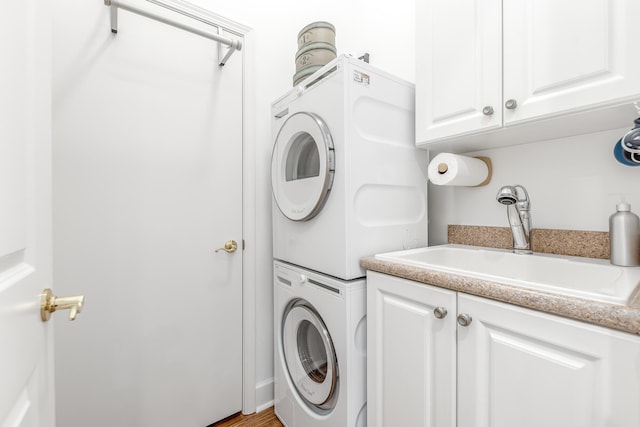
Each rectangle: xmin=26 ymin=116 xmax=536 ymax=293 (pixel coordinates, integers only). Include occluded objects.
xmin=255 ymin=377 xmax=274 ymax=413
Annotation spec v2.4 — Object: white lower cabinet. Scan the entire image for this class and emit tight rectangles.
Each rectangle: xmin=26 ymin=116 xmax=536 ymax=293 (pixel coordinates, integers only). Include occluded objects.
xmin=367 ymin=271 xmax=640 ymax=427
xmin=367 ymin=271 xmax=457 ymax=427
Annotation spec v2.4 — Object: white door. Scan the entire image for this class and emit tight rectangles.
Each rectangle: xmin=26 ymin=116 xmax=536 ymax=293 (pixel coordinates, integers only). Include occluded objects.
xmin=457 ymin=294 xmax=640 ymax=427
xmin=367 ymin=272 xmax=456 ymax=427
xmin=52 ymin=1 xmax=243 ymax=425
xmin=415 ymin=0 xmax=502 ymax=144
xmin=0 ymin=0 xmax=55 ymax=426
xmin=503 ymin=0 xmax=640 ymax=125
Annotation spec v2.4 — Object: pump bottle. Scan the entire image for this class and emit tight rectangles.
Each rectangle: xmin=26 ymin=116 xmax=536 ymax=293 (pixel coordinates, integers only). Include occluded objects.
xmin=609 ymin=202 xmax=640 ymax=266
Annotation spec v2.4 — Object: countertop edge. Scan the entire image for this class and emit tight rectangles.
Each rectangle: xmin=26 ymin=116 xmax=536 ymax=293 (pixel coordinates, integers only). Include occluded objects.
xmin=361 ymin=256 xmax=640 ymax=336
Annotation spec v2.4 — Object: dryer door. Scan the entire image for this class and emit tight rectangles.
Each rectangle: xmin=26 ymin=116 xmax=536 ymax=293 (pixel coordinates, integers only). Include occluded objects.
xmin=271 ymin=112 xmax=335 ymax=221
xmin=282 ymin=298 xmax=339 ymax=413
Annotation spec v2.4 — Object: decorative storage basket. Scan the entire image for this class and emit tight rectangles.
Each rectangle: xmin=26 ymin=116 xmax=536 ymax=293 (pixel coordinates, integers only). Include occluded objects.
xmin=295 ymin=42 xmax=337 ymax=72
xmin=297 ymin=21 xmax=336 ymax=48
xmin=293 ymin=21 xmax=336 ymax=86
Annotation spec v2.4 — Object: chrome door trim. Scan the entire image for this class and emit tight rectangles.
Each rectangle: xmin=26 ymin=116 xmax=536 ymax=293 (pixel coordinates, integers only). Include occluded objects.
xmin=281 ymin=298 xmax=339 ymax=413
xmin=271 ymin=112 xmax=335 ymax=221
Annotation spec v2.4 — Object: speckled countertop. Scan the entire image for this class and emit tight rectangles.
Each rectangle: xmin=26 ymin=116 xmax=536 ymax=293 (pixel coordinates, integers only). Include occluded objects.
xmin=360 ymin=254 xmax=640 ymax=336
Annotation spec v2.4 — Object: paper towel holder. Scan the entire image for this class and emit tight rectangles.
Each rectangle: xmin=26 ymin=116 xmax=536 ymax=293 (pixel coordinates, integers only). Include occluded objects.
xmin=472 ymin=157 xmax=492 ymax=186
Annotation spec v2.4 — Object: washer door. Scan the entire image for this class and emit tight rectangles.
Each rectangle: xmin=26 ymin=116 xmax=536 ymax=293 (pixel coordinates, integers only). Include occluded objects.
xmin=282 ymin=299 xmax=339 ymax=413
xmin=271 ymin=112 xmax=335 ymax=221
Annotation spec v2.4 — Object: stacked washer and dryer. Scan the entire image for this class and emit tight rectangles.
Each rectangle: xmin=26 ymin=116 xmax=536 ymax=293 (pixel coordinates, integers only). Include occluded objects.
xmin=271 ymin=55 xmax=429 ymax=427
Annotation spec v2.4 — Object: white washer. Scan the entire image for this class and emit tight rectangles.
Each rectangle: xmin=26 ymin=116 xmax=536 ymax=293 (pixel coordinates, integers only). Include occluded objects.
xmin=273 ymin=260 xmax=367 ymax=427
xmin=271 ymin=55 xmax=429 ymax=280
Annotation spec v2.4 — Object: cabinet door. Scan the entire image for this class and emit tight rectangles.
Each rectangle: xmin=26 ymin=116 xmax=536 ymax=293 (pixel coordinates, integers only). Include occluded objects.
xmin=503 ymin=0 xmax=640 ymax=125
xmin=415 ymin=0 xmax=502 ymax=144
xmin=457 ymin=294 xmax=640 ymax=427
xmin=367 ymin=272 xmax=456 ymax=427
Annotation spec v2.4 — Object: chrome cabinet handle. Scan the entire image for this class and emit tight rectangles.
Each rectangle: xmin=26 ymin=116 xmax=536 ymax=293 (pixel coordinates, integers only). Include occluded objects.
xmin=505 ymin=99 xmax=518 ymax=110
xmin=215 ymin=240 xmax=238 ymax=253
xmin=457 ymin=314 xmax=472 ymax=327
xmin=482 ymin=106 xmax=494 ymax=116
xmin=41 ymin=289 xmax=85 ymax=321
xmin=433 ymin=307 xmax=448 ymax=319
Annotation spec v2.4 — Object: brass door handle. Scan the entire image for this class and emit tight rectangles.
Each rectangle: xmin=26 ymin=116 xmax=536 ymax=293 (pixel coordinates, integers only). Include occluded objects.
xmin=215 ymin=240 xmax=238 ymax=253
xmin=41 ymin=288 xmax=85 ymax=321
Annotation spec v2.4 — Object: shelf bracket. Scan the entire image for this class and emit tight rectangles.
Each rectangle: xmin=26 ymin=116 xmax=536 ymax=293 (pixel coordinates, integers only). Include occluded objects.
xmin=106 ymin=0 xmax=118 ymax=33
xmin=218 ymin=27 xmax=238 ymax=66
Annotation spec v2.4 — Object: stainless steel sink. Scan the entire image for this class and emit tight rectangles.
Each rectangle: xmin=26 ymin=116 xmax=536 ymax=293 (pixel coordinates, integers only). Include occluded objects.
xmin=374 ymin=244 xmax=640 ymax=305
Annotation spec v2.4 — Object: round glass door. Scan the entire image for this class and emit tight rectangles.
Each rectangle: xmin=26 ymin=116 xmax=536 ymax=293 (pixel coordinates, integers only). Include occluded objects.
xmin=271 ymin=112 xmax=335 ymax=221
xmin=281 ymin=299 xmax=339 ymax=413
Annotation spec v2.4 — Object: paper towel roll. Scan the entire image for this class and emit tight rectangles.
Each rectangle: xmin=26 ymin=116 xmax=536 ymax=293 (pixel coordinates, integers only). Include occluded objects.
xmin=428 ymin=153 xmax=490 ymax=186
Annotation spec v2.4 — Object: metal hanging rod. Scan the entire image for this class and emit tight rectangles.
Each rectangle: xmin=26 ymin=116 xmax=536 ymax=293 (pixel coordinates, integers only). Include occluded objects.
xmin=103 ymin=0 xmax=242 ymax=66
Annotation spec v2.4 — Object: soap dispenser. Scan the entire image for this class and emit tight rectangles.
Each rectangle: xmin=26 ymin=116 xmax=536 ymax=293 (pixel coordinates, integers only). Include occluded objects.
xmin=609 ymin=202 xmax=640 ymax=266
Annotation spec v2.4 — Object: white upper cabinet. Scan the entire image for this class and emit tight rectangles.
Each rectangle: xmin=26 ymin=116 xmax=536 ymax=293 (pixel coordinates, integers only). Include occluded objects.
xmin=416 ymin=0 xmax=640 ymax=150
xmin=503 ymin=0 xmax=640 ymax=124
xmin=416 ymin=0 xmax=502 ymax=142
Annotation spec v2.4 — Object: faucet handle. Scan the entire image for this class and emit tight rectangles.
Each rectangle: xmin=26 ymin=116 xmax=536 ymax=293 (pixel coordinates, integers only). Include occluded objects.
xmin=513 ymin=184 xmax=530 ymax=205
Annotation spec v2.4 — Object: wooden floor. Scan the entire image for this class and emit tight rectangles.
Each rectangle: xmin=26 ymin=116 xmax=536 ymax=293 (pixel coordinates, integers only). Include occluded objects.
xmin=211 ymin=407 xmax=283 ymax=427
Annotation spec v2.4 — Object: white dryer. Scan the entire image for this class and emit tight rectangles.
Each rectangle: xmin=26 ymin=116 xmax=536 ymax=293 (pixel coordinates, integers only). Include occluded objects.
xmin=271 ymin=55 xmax=429 ymax=280
xmin=273 ymin=260 xmax=366 ymax=427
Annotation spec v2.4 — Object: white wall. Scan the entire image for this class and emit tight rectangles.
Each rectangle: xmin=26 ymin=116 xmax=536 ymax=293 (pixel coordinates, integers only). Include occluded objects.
xmin=428 ymin=127 xmax=640 ymax=245
xmin=187 ymin=0 xmax=416 ymax=409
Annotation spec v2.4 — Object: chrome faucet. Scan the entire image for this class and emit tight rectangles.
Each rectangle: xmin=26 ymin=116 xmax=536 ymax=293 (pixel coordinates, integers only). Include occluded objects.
xmin=496 ymin=185 xmax=532 ymax=254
